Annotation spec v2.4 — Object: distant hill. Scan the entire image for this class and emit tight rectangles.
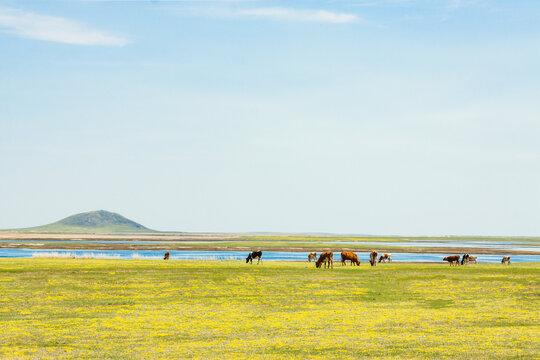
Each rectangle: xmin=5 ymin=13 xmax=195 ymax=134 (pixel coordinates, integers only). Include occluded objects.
xmin=17 ymin=210 xmax=156 ymax=233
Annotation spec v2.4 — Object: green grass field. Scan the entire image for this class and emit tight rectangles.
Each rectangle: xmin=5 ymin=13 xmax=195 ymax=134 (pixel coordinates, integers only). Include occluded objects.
xmin=0 ymin=260 xmax=538 ymax=359
xmin=237 ymin=235 xmax=540 ymax=244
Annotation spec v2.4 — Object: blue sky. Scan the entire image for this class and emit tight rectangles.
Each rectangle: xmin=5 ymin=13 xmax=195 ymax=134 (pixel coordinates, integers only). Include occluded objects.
xmin=1 ymin=0 xmax=539 ymax=235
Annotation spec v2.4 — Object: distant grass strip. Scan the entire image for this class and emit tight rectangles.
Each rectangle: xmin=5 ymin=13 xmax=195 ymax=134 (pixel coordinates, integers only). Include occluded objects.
xmin=239 ymin=235 xmax=540 ymax=244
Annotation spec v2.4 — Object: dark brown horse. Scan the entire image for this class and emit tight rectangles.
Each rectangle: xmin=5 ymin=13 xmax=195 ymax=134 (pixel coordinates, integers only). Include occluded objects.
xmin=369 ymin=251 xmax=378 ymax=266
xmin=316 ymin=252 xmax=333 ymax=269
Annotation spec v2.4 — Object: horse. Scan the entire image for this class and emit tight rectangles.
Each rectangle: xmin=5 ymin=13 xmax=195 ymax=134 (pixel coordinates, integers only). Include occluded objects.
xmin=315 ymin=252 xmax=333 ymax=269
xmin=378 ymin=254 xmax=392 ymax=263
xmin=443 ymin=255 xmax=460 ymax=266
xmin=246 ymin=251 xmax=263 ymax=264
xmin=163 ymin=252 xmax=170 ymax=260
xmin=369 ymin=250 xmax=378 ymax=266
xmin=308 ymin=252 xmax=317 ymax=262
xmin=341 ymin=251 xmax=360 ymax=266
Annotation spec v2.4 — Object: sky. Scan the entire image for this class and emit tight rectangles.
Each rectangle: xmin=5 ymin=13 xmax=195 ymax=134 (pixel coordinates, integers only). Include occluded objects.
xmin=0 ymin=0 xmax=539 ymax=235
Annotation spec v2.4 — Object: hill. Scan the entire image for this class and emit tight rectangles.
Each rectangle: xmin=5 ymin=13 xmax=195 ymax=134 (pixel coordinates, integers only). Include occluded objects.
xmin=15 ymin=210 xmax=156 ymax=233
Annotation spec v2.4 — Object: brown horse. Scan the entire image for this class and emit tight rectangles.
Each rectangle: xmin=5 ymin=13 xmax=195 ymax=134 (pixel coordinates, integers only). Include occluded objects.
xmin=378 ymin=254 xmax=392 ymax=263
xmin=443 ymin=255 xmax=460 ymax=266
xmin=501 ymin=256 xmax=511 ymax=264
xmin=315 ymin=252 xmax=333 ymax=269
xmin=308 ymin=252 xmax=317 ymax=262
xmin=341 ymin=251 xmax=360 ymax=266
xmin=163 ymin=252 xmax=170 ymax=260
xmin=369 ymin=251 xmax=378 ymax=266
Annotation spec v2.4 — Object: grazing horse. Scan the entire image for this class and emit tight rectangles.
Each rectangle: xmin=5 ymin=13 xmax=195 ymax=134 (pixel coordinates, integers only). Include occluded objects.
xmin=246 ymin=251 xmax=263 ymax=264
xmin=468 ymin=255 xmax=478 ymax=264
xmin=501 ymin=256 xmax=511 ymax=264
xmin=378 ymin=254 xmax=392 ymax=263
xmin=443 ymin=255 xmax=460 ymax=266
xmin=315 ymin=252 xmax=333 ymax=269
xmin=341 ymin=251 xmax=360 ymax=266
xmin=308 ymin=252 xmax=317 ymax=262
xmin=369 ymin=251 xmax=378 ymax=266
xmin=461 ymin=254 xmax=470 ymax=265
xmin=163 ymin=252 xmax=170 ymax=260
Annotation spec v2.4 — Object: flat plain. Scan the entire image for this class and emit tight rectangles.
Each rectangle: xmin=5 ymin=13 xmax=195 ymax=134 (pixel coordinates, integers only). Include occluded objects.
xmin=0 ymin=259 xmax=538 ymax=359
xmin=1 ymin=232 xmax=539 ymax=255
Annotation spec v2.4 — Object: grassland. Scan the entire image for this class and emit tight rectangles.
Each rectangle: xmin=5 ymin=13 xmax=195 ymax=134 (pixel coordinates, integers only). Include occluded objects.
xmin=237 ymin=235 xmax=540 ymax=244
xmin=0 ymin=260 xmax=538 ymax=359
xmin=1 ymin=232 xmax=539 ymax=255
xmin=6 ymin=241 xmax=534 ymax=255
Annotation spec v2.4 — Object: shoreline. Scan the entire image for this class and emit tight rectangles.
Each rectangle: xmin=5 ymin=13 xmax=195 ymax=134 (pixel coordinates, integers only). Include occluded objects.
xmin=1 ymin=258 xmax=538 ymax=265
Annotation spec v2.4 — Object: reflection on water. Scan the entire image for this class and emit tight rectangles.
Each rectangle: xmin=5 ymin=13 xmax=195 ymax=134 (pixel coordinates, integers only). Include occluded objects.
xmin=1 ymin=249 xmax=539 ymax=262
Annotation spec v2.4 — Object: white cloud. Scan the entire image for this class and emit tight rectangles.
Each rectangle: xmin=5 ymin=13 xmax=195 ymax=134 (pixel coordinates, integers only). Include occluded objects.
xmin=235 ymin=7 xmax=359 ymax=23
xmin=0 ymin=8 xmax=130 ymax=46
xmin=188 ymin=6 xmax=359 ymax=23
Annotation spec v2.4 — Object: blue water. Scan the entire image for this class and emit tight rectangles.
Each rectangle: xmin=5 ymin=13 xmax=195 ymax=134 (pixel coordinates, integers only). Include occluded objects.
xmin=1 ymin=249 xmax=539 ymax=263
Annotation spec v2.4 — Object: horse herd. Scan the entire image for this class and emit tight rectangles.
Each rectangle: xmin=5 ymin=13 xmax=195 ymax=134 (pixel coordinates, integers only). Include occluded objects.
xmin=163 ymin=251 xmax=513 ymax=266
xmin=442 ymin=254 xmax=511 ymax=265
xmin=305 ymin=250 xmax=392 ymax=269
xmin=241 ymin=250 xmax=391 ymax=268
